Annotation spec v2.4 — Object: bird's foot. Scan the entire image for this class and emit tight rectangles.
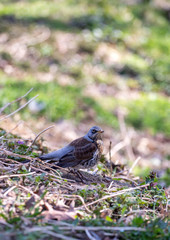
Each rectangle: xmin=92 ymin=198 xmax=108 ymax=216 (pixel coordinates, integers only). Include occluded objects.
xmin=68 ymin=168 xmax=86 ymax=184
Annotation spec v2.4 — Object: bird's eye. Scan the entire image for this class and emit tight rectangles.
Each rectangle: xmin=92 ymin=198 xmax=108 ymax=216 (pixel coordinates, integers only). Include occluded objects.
xmin=92 ymin=130 xmax=96 ymax=134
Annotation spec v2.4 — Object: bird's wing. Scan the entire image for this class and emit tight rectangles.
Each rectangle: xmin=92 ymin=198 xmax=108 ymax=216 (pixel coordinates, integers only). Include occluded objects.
xmin=57 ymin=137 xmax=97 ymax=168
xmin=72 ymin=137 xmax=97 ymax=160
xmin=57 ymin=153 xmax=78 ymax=168
xmin=39 ymin=145 xmax=74 ymax=161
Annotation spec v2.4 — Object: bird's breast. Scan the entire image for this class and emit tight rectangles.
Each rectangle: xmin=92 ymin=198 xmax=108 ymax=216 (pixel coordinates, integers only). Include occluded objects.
xmin=96 ymin=139 xmax=103 ymax=154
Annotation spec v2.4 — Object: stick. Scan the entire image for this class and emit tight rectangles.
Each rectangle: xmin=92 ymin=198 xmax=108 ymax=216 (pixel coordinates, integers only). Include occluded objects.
xmin=128 ymin=157 xmax=141 ymax=175
xmin=109 ymin=141 xmax=126 ymax=156
xmin=85 ymin=230 xmax=96 ymax=240
xmin=111 ymin=176 xmax=138 ymax=186
xmin=0 ymin=95 xmax=38 ymax=121
xmin=59 ymin=226 xmax=146 ymax=232
xmin=0 ymin=172 xmax=36 ymax=179
xmin=24 ymin=224 xmax=146 ymax=235
xmin=0 ymin=148 xmax=35 ymax=161
xmin=109 ymin=141 xmax=112 ymax=175
xmin=0 ymin=88 xmax=33 ymax=114
xmin=62 ymin=194 xmax=91 ymax=213
xmin=25 ymin=125 xmax=55 ymax=153
xmin=0 ymin=120 xmax=23 ymax=139
xmin=18 ymin=184 xmax=40 ymax=198
xmin=24 ymin=227 xmax=78 ymax=240
xmin=3 ymin=186 xmax=17 ymax=196
xmin=118 ymin=109 xmax=135 ymax=161
xmin=54 ymin=222 xmax=146 ymax=232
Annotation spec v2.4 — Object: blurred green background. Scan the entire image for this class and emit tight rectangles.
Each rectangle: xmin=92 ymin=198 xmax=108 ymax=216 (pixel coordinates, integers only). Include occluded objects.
xmin=0 ymin=0 xmax=169 ymax=136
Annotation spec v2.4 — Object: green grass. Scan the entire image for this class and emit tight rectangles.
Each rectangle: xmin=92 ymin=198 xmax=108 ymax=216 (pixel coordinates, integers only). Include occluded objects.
xmin=1 ymin=72 xmax=170 ymax=136
xmin=0 ymin=75 xmax=118 ymax=126
xmin=0 ymin=0 xmax=170 ymax=136
xmin=126 ymin=93 xmax=170 ymax=136
xmin=0 ymin=76 xmax=82 ymax=122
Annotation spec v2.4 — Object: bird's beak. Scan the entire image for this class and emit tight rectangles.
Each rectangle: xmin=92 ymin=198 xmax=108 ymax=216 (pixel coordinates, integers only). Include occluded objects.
xmin=99 ymin=130 xmax=104 ymax=133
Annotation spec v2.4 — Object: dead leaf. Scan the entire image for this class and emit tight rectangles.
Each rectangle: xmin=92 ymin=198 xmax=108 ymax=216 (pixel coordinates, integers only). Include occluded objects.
xmin=41 ymin=209 xmax=76 ymax=222
xmin=100 ymin=209 xmax=112 ymax=219
xmin=41 ymin=201 xmax=76 ymax=222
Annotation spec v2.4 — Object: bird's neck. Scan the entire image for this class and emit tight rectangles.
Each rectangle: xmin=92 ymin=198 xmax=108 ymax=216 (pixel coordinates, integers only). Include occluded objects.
xmin=84 ymin=134 xmax=94 ymax=142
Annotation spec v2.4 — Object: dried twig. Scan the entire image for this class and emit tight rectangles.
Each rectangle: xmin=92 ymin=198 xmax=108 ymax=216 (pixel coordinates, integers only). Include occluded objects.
xmin=108 ymin=181 xmax=114 ymax=190
xmin=0 ymin=149 xmax=35 ymax=161
xmin=53 ymin=222 xmax=146 ymax=232
xmin=106 ymin=141 xmax=126 ymax=158
xmin=85 ymin=230 xmax=96 ymax=240
xmin=24 ymin=226 xmax=78 ymax=240
xmin=60 ymin=226 xmax=146 ymax=232
xmin=0 ymin=88 xmax=33 ymax=114
xmin=3 ymin=186 xmax=17 ymax=196
xmin=0 ymin=172 xmax=36 ymax=179
xmin=30 ymin=165 xmax=75 ymax=187
xmin=118 ymin=109 xmax=135 ymax=161
xmin=25 ymin=125 xmax=55 ymax=153
xmin=23 ymin=223 xmax=146 ymax=236
xmin=0 ymin=95 xmax=38 ymax=122
xmin=41 ymin=230 xmax=78 ymax=240
xmin=18 ymin=184 xmax=40 ymax=198
xmin=1 ymin=157 xmax=28 ymax=165
xmin=111 ymin=176 xmax=138 ymax=186
xmin=108 ymin=141 xmax=112 ymax=175
xmin=128 ymin=157 xmax=141 ymax=175
xmin=165 ymin=198 xmax=169 ymax=212
xmin=62 ymin=194 xmax=91 ymax=213
xmin=0 ymin=220 xmax=13 ymax=228
xmin=0 ymin=120 xmax=24 ymax=139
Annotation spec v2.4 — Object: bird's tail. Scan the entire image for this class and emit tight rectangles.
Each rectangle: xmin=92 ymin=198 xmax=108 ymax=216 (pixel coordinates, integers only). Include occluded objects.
xmin=39 ymin=151 xmax=59 ymax=160
xmin=39 ymin=145 xmax=73 ymax=161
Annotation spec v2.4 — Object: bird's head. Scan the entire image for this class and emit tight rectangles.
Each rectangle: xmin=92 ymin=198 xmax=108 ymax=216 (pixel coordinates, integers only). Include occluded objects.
xmin=87 ymin=126 xmax=104 ymax=141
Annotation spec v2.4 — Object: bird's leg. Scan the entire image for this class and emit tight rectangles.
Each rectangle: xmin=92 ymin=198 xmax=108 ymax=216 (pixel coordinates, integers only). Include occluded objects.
xmin=75 ymin=170 xmax=87 ymax=183
xmin=69 ymin=168 xmax=86 ymax=183
xmin=68 ymin=167 xmax=78 ymax=176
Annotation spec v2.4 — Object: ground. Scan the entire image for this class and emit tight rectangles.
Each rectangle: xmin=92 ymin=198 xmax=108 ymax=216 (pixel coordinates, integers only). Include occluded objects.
xmin=0 ymin=0 xmax=169 ymax=239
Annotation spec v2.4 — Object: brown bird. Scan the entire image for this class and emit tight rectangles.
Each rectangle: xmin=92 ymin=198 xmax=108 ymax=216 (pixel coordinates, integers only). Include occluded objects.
xmin=39 ymin=126 xmax=104 ymax=169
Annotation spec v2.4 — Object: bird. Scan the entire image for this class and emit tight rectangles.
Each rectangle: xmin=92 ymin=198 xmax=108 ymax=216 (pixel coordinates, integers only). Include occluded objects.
xmin=39 ymin=126 xmax=104 ymax=170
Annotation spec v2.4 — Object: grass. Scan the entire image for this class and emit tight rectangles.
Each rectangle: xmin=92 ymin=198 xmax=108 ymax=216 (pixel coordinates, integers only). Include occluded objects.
xmin=0 ymin=76 xmax=116 ymax=125
xmin=1 ymin=75 xmax=169 ymax=136
xmin=126 ymin=93 xmax=170 ymax=136
xmin=0 ymin=0 xmax=170 ymax=137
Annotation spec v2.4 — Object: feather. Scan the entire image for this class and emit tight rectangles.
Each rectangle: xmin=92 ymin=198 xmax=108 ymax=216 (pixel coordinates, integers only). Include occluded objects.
xmin=39 ymin=145 xmax=74 ymax=160
xmin=39 ymin=126 xmax=104 ymax=169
